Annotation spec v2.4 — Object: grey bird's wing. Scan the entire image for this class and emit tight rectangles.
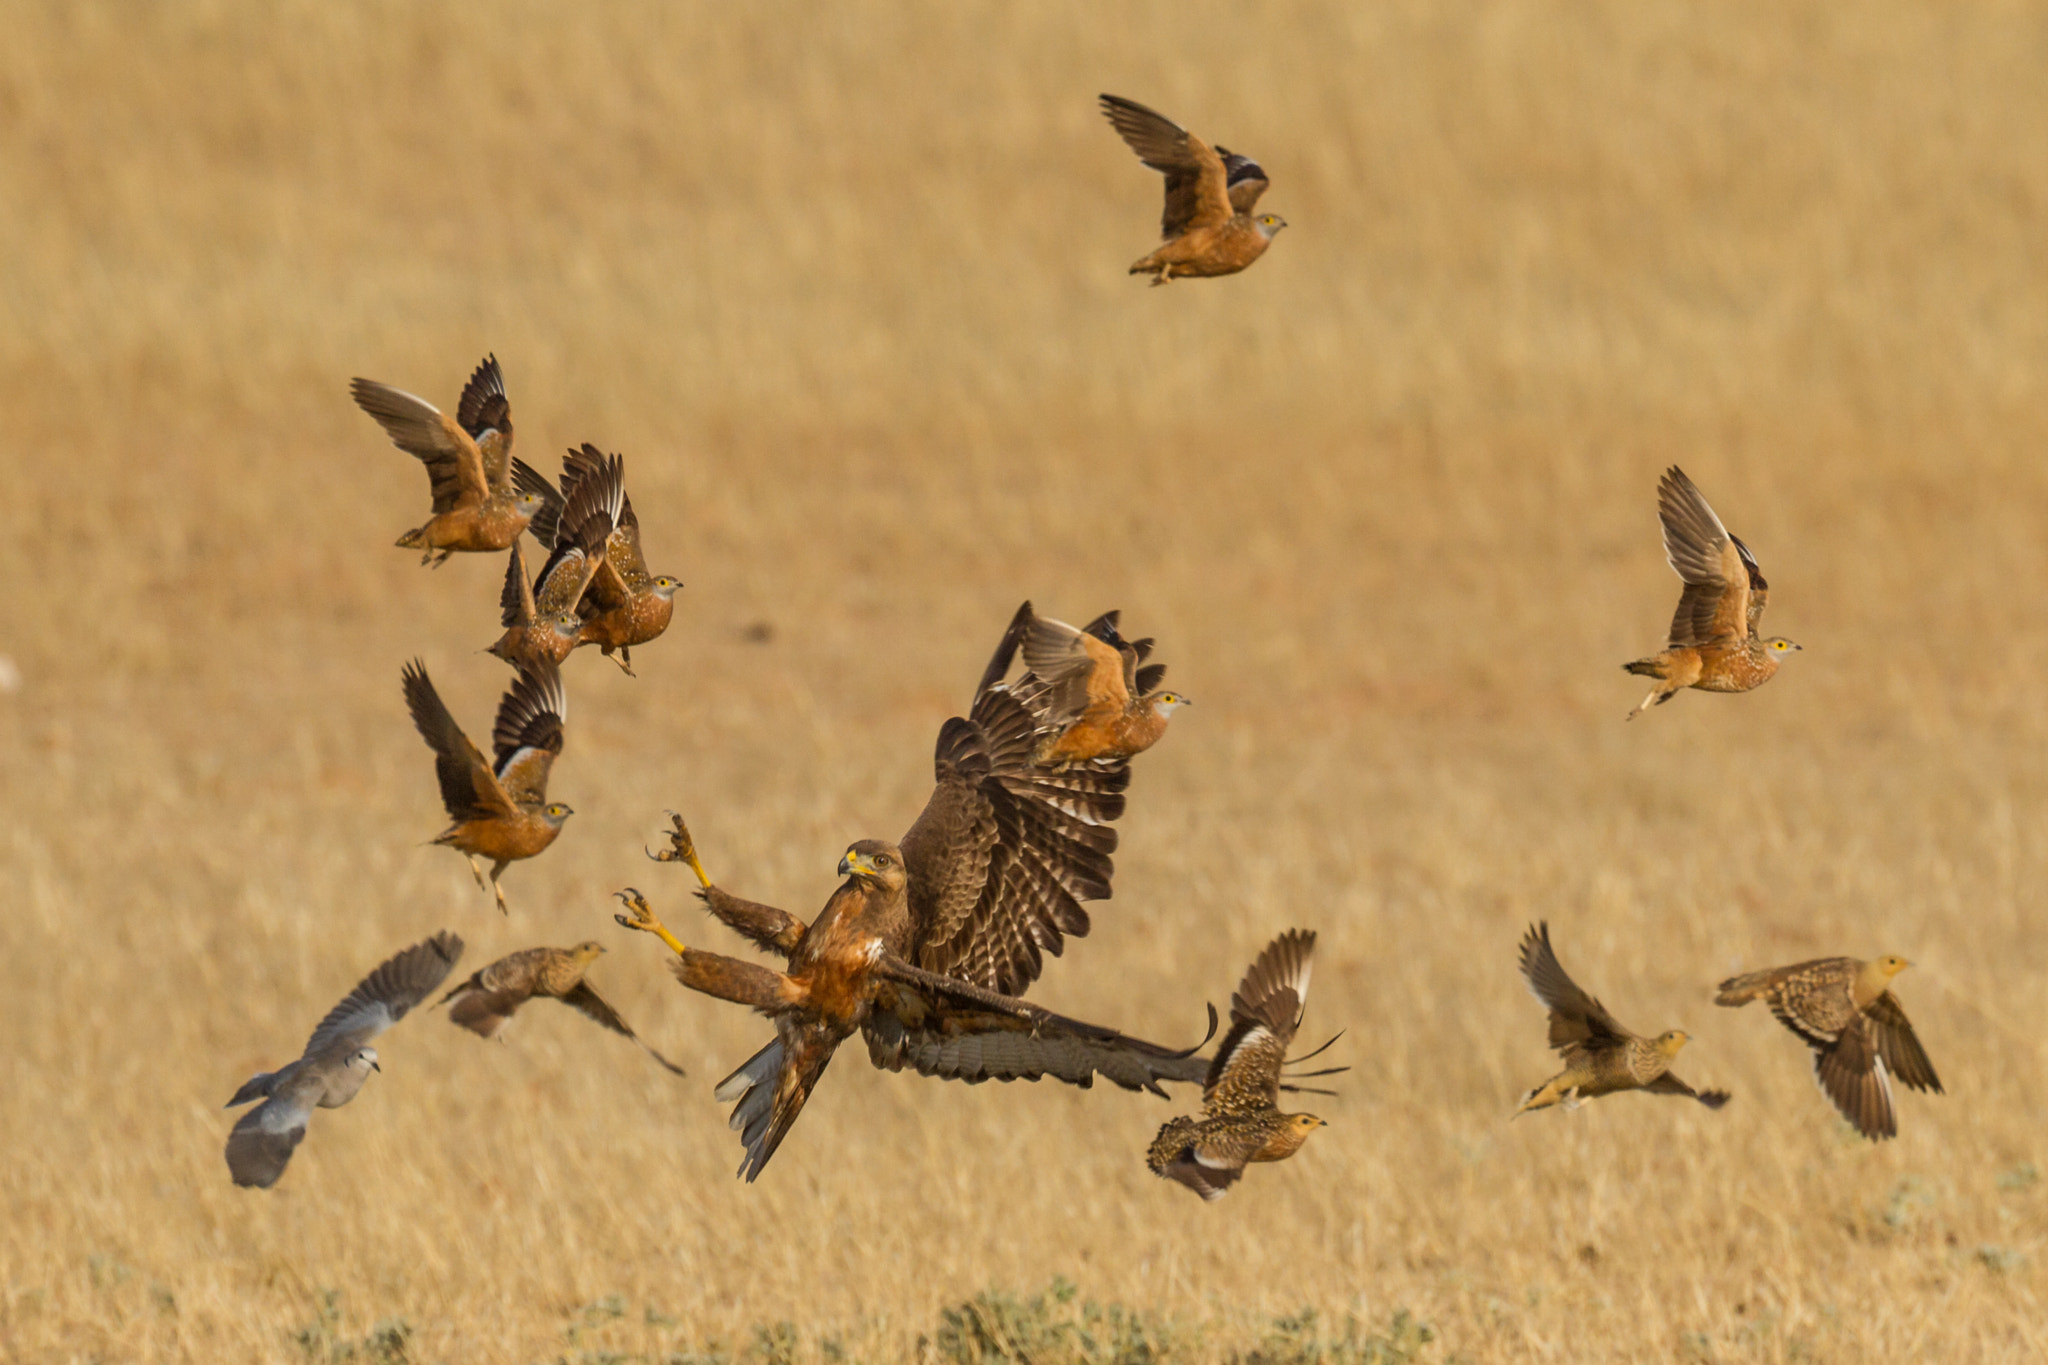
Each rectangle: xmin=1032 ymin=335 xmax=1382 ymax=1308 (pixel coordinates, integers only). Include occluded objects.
xmin=304 ymin=931 xmax=465 ymax=1059
xmin=225 ymin=1084 xmax=315 ymax=1188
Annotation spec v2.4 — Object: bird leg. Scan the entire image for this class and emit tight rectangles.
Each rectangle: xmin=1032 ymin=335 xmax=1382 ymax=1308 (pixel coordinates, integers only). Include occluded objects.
xmin=466 ymin=856 xmax=491 ymax=892
xmin=615 ymin=887 xmax=689 ymax=958
xmin=605 ymin=645 xmax=636 ymax=677
xmin=490 ymin=862 xmax=510 ymax=916
xmin=1561 ymin=1087 xmax=1583 ymax=1112
xmin=646 ymin=812 xmax=714 ymax=888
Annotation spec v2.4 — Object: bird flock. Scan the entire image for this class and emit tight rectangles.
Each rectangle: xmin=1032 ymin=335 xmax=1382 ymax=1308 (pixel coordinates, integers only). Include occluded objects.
xmin=225 ymin=96 xmax=1940 ymax=1201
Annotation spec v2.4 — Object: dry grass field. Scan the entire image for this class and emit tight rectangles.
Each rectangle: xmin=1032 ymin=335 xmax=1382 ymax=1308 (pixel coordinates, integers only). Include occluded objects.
xmin=6 ymin=1 xmax=2048 ymax=1359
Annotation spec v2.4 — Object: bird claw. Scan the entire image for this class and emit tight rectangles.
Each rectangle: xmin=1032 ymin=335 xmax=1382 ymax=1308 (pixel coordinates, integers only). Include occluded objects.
xmin=614 ymin=887 xmax=659 ymax=931
xmin=614 ymin=887 xmax=689 ymax=957
xmin=1562 ymin=1087 xmax=1582 ymax=1112
xmin=646 ymin=812 xmax=714 ymax=888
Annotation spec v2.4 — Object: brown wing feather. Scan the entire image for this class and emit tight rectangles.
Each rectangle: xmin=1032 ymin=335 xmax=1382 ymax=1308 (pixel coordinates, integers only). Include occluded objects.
xmin=1866 ymin=992 xmax=1942 ymax=1094
xmin=865 ymin=1011 xmax=1207 ymax=1094
xmin=520 ymin=459 xmax=566 ymax=548
xmin=1204 ymin=930 xmax=1314 ymax=1114
xmin=903 ymin=684 xmax=1128 ymax=996
xmin=1099 ymin=94 xmax=1233 ymax=237
xmin=533 ymin=451 xmax=623 ymax=613
xmin=491 ymin=659 xmax=565 ymax=805
xmin=865 ymin=958 xmax=1207 ymax=1095
xmin=1149 ymin=1121 xmax=1256 ymax=1202
xmin=1021 ymin=610 xmax=1131 ymax=719
xmin=454 ymin=354 xmax=513 ymax=489
xmin=499 ymin=540 xmax=537 ymax=629
xmin=440 ymin=946 xmax=548 ymax=1036
xmin=350 ymin=378 xmax=489 ymax=513
xmin=897 ymin=758 xmax=1000 ymax=957
xmin=1517 ymin=922 xmax=1636 ymax=1051
xmin=1814 ymin=1016 xmax=1896 ymax=1139
xmin=1656 ymin=466 xmax=1750 ymax=646
xmin=1215 ymin=146 xmax=1270 ymax=213
xmin=972 ymin=600 xmax=1034 ymax=700
xmin=560 ymin=982 xmax=687 ymax=1076
xmin=445 ymin=985 xmax=526 ymax=1037
xmin=1731 ymin=535 xmax=1771 ymax=638
xmin=1643 ymin=1072 xmax=1733 ymax=1108
xmin=402 ymin=661 xmax=516 ymax=822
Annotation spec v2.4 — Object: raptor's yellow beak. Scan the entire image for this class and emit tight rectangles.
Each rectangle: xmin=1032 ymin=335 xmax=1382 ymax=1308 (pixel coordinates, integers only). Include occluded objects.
xmin=839 ymin=849 xmax=869 ymax=878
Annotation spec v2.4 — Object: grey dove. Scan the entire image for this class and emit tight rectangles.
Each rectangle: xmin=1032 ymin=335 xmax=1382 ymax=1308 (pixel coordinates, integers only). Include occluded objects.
xmin=224 ymin=931 xmax=463 ymax=1188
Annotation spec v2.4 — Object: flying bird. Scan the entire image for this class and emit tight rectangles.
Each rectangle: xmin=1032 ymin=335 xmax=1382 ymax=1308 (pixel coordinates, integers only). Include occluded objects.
xmin=1147 ymin=930 xmax=1341 ymax=1201
xmin=224 ymin=931 xmax=464 ymax=1188
xmin=1716 ymin=954 xmax=1941 ymax=1140
xmin=616 ymin=605 xmax=1199 ymax=1177
xmin=1100 ymin=94 xmax=1287 ymax=284
xmin=402 ymin=657 xmax=572 ymax=914
xmin=651 ymin=599 xmax=1183 ymax=1000
xmin=488 ymin=450 xmax=626 ymax=670
xmin=350 ymin=355 xmax=559 ymax=566
xmin=556 ymin=444 xmax=681 ymax=676
xmin=613 ymin=841 xmax=1211 ymax=1181
xmin=1514 ymin=923 xmax=1730 ymax=1117
xmin=1624 ymin=466 xmax=1800 ymax=718
xmin=441 ymin=941 xmax=685 ymax=1076
xmin=979 ymin=602 xmax=1190 ymax=765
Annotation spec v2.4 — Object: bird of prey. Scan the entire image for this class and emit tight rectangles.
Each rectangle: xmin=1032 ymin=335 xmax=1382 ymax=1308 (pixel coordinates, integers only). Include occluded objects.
xmin=1100 ymin=94 xmax=1287 ymax=285
xmin=1514 ymin=923 xmax=1730 ymax=1117
xmin=979 ymin=602 xmax=1190 ymax=765
xmin=613 ymin=840 xmax=1211 ymax=1181
xmin=556 ymin=443 xmax=681 ymax=676
xmin=1716 ymin=955 xmax=1941 ymax=1140
xmin=401 ymin=657 xmax=572 ymax=914
xmin=1147 ymin=930 xmax=1341 ymax=1201
xmin=224 ymin=931 xmax=464 ymax=1188
xmin=656 ymin=598 xmax=1178 ymax=1000
xmin=1624 ymin=466 xmax=1800 ymax=719
xmin=350 ymin=355 xmax=560 ymax=566
xmin=615 ymin=605 xmax=1197 ymax=1178
xmin=440 ymin=941 xmax=685 ymax=1076
xmin=488 ymin=450 xmax=625 ymax=670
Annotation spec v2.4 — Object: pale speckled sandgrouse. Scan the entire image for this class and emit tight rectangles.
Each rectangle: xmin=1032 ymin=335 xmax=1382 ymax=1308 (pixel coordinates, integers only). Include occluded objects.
xmin=1514 ymin=923 xmax=1730 ymax=1116
xmin=1147 ymin=930 xmax=1339 ymax=1201
xmin=1716 ymin=954 xmax=1940 ymax=1140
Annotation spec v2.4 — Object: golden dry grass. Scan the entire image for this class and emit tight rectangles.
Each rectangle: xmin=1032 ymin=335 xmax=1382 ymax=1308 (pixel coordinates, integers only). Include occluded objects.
xmin=5 ymin=1 xmax=2048 ymax=1359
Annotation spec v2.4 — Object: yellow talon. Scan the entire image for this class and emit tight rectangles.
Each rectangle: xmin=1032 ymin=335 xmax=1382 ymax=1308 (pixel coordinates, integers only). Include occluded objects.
xmin=647 ymin=813 xmax=715 ymax=890
xmin=613 ymin=887 xmax=690 ymax=958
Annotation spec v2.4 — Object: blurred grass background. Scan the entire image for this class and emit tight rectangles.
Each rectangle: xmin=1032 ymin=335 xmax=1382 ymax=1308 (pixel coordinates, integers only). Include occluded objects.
xmin=4 ymin=1 xmax=2048 ymax=1360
